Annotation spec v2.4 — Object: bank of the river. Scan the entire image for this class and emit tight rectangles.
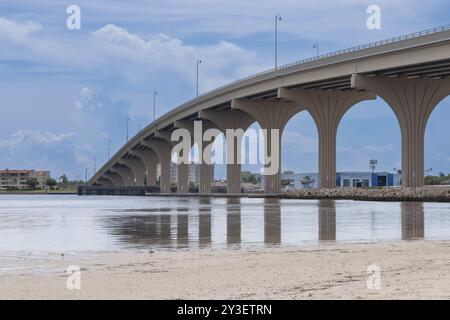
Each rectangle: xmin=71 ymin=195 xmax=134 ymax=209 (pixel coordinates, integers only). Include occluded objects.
xmin=283 ymin=186 xmax=450 ymax=202
xmin=0 ymin=190 xmax=77 ymax=195
xmin=1 ymin=240 xmax=450 ymax=299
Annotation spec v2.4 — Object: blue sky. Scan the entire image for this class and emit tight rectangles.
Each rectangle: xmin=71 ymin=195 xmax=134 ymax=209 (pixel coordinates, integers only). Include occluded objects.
xmin=0 ymin=0 xmax=449 ymax=180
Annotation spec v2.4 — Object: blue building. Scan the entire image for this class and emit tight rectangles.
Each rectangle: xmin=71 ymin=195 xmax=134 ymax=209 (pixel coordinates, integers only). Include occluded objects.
xmin=276 ymin=171 xmax=402 ymax=190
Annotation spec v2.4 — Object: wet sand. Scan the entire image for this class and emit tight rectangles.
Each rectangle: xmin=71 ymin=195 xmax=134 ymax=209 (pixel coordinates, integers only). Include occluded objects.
xmin=1 ymin=240 xmax=450 ymax=299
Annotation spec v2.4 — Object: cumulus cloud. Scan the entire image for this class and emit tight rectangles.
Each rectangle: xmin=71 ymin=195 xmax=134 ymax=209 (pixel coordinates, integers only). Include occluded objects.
xmin=0 ymin=17 xmax=41 ymax=44
xmin=90 ymin=24 xmax=259 ymax=90
xmin=0 ymin=130 xmax=90 ymax=178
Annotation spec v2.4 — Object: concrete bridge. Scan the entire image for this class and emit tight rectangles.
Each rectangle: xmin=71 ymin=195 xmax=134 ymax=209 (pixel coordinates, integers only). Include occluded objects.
xmin=91 ymin=25 xmax=450 ymax=194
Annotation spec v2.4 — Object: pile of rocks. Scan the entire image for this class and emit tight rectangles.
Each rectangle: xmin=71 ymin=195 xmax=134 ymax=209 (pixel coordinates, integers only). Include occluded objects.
xmin=283 ymin=186 xmax=450 ymax=202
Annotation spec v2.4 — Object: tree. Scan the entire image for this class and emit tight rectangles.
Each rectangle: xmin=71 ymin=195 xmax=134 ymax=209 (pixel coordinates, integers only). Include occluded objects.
xmin=26 ymin=178 xmax=39 ymax=189
xmin=59 ymin=174 xmax=69 ymax=187
xmin=46 ymin=178 xmax=57 ymax=188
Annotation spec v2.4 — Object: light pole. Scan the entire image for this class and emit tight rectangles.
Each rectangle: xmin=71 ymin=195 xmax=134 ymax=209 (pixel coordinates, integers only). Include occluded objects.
xmin=313 ymin=43 xmax=319 ymax=57
xmin=196 ymin=58 xmax=202 ymax=97
xmin=274 ymin=14 xmax=282 ymax=70
xmin=126 ymin=116 xmax=130 ymax=142
xmin=153 ymin=90 xmax=158 ymax=122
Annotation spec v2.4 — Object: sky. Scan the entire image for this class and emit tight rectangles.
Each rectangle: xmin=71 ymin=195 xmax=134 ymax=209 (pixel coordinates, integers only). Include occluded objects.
xmin=0 ymin=0 xmax=449 ymax=180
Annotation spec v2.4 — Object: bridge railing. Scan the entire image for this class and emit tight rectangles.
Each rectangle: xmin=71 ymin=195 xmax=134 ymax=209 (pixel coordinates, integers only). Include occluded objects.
xmin=216 ymin=25 xmax=450 ymax=87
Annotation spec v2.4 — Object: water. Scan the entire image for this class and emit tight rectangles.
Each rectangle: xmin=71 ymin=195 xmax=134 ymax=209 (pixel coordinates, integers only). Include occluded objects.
xmin=0 ymin=194 xmax=449 ymax=252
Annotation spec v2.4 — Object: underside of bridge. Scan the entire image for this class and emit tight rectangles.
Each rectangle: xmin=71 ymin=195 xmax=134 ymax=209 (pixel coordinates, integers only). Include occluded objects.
xmin=92 ymin=26 xmax=450 ymax=194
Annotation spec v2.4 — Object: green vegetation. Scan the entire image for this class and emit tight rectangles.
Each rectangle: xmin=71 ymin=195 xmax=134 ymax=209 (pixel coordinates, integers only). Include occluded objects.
xmin=26 ymin=177 xmax=39 ymax=189
xmin=425 ymin=173 xmax=450 ymax=185
xmin=46 ymin=178 xmax=57 ymax=188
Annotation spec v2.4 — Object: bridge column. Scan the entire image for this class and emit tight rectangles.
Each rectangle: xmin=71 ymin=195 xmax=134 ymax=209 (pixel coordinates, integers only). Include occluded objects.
xmin=129 ymin=149 xmax=158 ymax=186
xmin=141 ymin=139 xmax=172 ymax=193
xmin=98 ymin=177 xmax=114 ymax=187
xmin=199 ymin=110 xmax=254 ymax=194
xmin=118 ymin=158 xmax=146 ymax=186
xmin=352 ymin=74 xmax=450 ymax=188
xmin=110 ymin=165 xmax=135 ymax=186
xmin=103 ymin=172 xmax=124 ymax=186
xmin=154 ymin=130 xmax=189 ymax=194
xmin=174 ymin=119 xmax=218 ymax=194
xmin=232 ymin=99 xmax=304 ymax=194
xmin=279 ymin=87 xmax=375 ymax=189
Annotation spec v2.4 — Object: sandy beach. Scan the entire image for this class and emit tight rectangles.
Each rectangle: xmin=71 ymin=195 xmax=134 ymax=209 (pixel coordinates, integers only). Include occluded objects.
xmin=1 ymin=240 xmax=450 ymax=299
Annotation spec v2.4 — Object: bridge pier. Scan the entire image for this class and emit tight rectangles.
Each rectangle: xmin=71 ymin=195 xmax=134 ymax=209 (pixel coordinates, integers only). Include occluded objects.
xmin=118 ymin=158 xmax=146 ymax=186
xmin=141 ymin=139 xmax=173 ymax=193
xmin=199 ymin=110 xmax=254 ymax=194
xmin=174 ymin=119 xmax=217 ymax=194
xmin=110 ymin=165 xmax=135 ymax=186
xmin=232 ymin=99 xmax=304 ymax=194
xmin=154 ymin=130 xmax=189 ymax=193
xmin=279 ymin=88 xmax=375 ymax=189
xmin=103 ymin=172 xmax=124 ymax=186
xmin=352 ymin=74 xmax=450 ymax=188
xmin=98 ymin=178 xmax=114 ymax=187
xmin=129 ymin=149 xmax=158 ymax=186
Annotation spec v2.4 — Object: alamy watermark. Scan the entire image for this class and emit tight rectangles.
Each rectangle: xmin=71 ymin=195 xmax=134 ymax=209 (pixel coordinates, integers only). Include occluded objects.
xmin=66 ymin=265 xmax=81 ymax=290
xmin=367 ymin=5 xmax=381 ymax=30
xmin=366 ymin=264 xmax=381 ymax=290
xmin=66 ymin=5 xmax=81 ymax=30
xmin=170 ymin=121 xmax=280 ymax=176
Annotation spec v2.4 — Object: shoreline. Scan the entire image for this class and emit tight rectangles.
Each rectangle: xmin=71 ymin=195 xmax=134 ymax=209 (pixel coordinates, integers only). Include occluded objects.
xmin=1 ymin=240 xmax=450 ymax=299
xmin=2 ymin=186 xmax=449 ymax=203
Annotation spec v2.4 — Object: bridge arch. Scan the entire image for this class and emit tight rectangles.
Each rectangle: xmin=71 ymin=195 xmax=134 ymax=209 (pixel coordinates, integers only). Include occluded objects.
xmin=425 ymin=96 xmax=450 ymax=180
xmin=336 ymin=97 xmax=401 ymax=187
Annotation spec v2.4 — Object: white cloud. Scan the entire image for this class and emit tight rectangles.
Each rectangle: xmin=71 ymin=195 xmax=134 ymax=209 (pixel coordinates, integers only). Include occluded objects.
xmin=0 ymin=130 xmax=77 ymax=148
xmin=0 ymin=130 xmax=88 ymax=178
xmin=0 ymin=17 xmax=41 ymax=44
xmin=282 ymin=130 xmax=318 ymax=153
xmin=90 ymin=24 xmax=260 ymax=90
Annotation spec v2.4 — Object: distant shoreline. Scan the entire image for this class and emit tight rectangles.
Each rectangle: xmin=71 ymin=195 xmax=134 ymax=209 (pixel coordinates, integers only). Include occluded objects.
xmin=0 ymin=191 xmax=77 ymax=195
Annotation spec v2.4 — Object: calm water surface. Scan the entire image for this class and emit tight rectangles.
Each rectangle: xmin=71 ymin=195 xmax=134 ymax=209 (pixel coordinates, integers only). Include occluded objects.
xmin=0 ymin=194 xmax=449 ymax=252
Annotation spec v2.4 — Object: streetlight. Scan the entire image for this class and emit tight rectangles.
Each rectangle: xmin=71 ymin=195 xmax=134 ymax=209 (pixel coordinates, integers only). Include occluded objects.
xmin=196 ymin=58 xmax=202 ymax=97
xmin=274 ymin=14 xmax=282 ymax=70
xmin=313 ymin=43 xmax=319 ymax=57
xmin=126 ymin=116 xmax=130 ymax=142
xmin=93 ymin=155 xmax=97 ymax=174
xmin=153 ymin=90 xmax=158 ymax=122
xmin=369 ymin=159 xmax=378 ymax=174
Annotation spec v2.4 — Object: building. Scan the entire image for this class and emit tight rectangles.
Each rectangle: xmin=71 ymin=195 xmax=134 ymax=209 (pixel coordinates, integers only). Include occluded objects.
xmin=262 ymin=171 xmax=402 ymax=190
xmin=336 ymin=172 xmax=402 ymax=188
xmin=0 ymin=169 xmax=51 ymax=189
xmin=169 ymin=162 xmax=214 ymax=184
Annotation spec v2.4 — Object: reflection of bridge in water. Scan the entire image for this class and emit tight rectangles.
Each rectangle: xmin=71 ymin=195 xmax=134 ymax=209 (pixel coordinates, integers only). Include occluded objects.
xmin=103 ymin=199 xmax=425 ymax=249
